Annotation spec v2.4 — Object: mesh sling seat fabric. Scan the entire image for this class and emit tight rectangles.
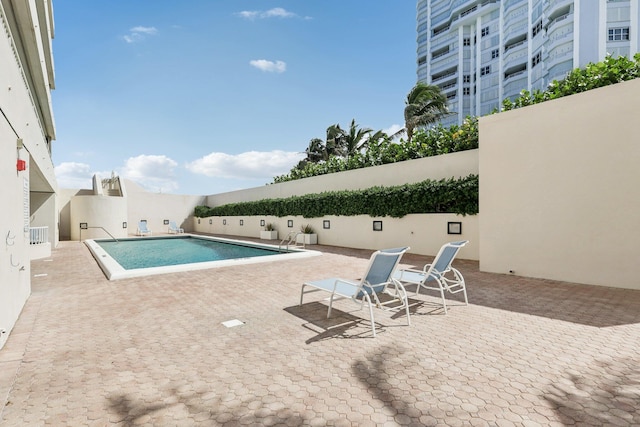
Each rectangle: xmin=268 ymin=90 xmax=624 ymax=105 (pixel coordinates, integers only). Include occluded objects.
xmin=168 ymin=221 xmax=184 ymax=234
xmin=136 ymin=221 xmax=152 ymax=236
xmin=300 ymin=247 xmax=410 ymax=337
xmin=393 ymin=241 xmax=468 ymax=314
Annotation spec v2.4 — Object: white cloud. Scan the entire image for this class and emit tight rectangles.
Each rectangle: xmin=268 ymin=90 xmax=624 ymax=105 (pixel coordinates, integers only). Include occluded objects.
xmin=250 ymin=59 xmax=287 ymax=73
xmin=186 ymin=150 xmax=304 ymax=180
xmin=122 ymin=26 xmax=158 ymax=43
xmin=384 ymin=124 xmax=405 ymax=139
xmin=121 ymin=154 xmax=179 ymax=193
xmin=54 ymin=162 xmax=93 ymax=189
xmin=262 ymin=8 xmax=296 ymax=18
xmin=236 ymin=7 xmax=298 ymax=20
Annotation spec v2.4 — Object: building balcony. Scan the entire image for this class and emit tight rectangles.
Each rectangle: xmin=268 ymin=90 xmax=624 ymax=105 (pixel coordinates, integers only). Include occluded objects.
xmin=503 ymin=20 xmax=528 ymax=44
xmin=503 ymin=74 xmax=529 ymax=99
xmin=503 ymin=45 xmax=528 ymax=71
xmin=452 ymin=0 xmax=500 ymax=29
xmin=545 ymin=9 xmax=573 ymax=34
xmin=547 ymin=58 xmax=574 ymax=82
xmin=432 ymin=67 xmax=458 ymax=83
xmin=503 ymin=0 xmax=528 ymax=15
xmin=431 ymin=55 xmax=459 ymax=76
xmin=431 ymin=50 xmax=458 ymax=71
xmin=544 ymin=0 xmax=573 ymax=20
xmin=429 ymin=31 xmax=454 ymax=51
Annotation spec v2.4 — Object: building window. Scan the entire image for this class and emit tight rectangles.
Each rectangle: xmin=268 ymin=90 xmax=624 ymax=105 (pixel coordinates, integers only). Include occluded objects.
xmin=608 ymin=27 xmax=630 ymax=41
xmin=532 ymin=20 xmax=543 ymax=38
xmin=463 ymin=37 xmax=471 ymax=46
xmin=491 ymin=49 xmax=499 ymax=59
xmin=481 ymin=27 xmax=490 ymax=37
xmin=463 ymin=75 xmax=471 ymax=83
xmin=480 ymin=65 xmax=491 ymax=76
xmin=532 ymin=52 xmax=542 ymax=68
xmin=463 ymin=87 xmax=470 ymax=95
xmin=418 ymin=55 xmax=427 ymax=65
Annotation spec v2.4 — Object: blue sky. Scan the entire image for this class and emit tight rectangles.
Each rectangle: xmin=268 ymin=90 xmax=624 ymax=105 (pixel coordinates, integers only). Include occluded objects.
xmin=52 ymin=1 xmax=418 ymax=195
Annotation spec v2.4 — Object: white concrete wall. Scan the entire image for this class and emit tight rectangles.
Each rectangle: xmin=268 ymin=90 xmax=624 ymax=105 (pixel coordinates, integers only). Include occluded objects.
xmin=479 ymin=78 xmax=640 ymax=289
xmin=0 ymin=2 xmax=56 ymax=349
xmin=59 ymin=180 xmax=206 ymax=241
xmin=193 ymin=214 xmax=479 ymax=260
xmin=125 ymin=180 xmax=206 ymax=236
xmin=0 ymin=112 xmax=32 ymax=350
xmin=207 ymin=149 xmax=478 ymax=205
xmin=70 ymin=195 xmax=128 ymax=241
xmin=197 ymin=150 xmax=479 ymax=259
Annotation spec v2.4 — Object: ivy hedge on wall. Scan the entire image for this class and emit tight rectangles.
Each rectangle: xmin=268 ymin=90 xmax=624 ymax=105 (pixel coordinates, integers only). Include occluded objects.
xmin=195 ymin=174 xmax=478 ymax=219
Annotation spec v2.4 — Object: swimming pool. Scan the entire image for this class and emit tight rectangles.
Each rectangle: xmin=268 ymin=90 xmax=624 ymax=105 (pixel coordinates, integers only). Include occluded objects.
xmin=85 ymin=235 xmax=321 ymax=280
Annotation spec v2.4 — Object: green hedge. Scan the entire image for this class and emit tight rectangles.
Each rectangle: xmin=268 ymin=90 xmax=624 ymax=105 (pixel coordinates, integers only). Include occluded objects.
xmin=195 ymin=175 xmax=478 ymax=219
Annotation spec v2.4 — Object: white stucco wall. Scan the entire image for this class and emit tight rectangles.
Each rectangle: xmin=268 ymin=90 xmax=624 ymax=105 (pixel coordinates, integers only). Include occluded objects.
xmin=207 ymin=149 xmax=478 ymax=205
xmin=0 ymin=113 xmax=31 ymax=350
xmin=0 ymin=2 xmax=56 ymax=349
xmin=479 ymin=78 xmax=640 ymax=289
xmin=70 ymin=195 xmax=128 ymax=241
xmin=59 ymin=180 xmax=206 ymax=241
xmin=124 ymin=180 xmax=206 ymax=236
xmin=193 ymin=214 xmax=478 ymax=260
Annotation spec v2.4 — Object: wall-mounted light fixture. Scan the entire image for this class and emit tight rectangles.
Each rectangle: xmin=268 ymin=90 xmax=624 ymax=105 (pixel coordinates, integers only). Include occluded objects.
xmin=323 ymin=220 xmax=330 ymax=229
xmin=122 ymin=222 xmax=127 ymax=229
xmin=447 ymin=221 xmax=462 ymax=235
xmin=240 ymin=219 xmax=244 ymax=226
xmin=260 ymin=220 xmax=265 ymax=227
xmin=197 ymin=218 xmax=201 ymax=224
xmin=209 ymin=219 xmax=212 ymax=225
xmin=287 ymin=220 xmax=293 ymax=228
xmin=223 ymin=219 xmax=227 ymax=225
xmin=373 ymin=221 xmax=383 ymax=231
xmin=163 ymin=219 xmax=170 ymax=225
xmin=80 ymin=222 xmax=88 ymax=230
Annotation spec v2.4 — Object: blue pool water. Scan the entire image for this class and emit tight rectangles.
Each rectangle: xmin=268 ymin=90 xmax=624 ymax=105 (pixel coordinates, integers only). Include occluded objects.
xmin=97 ymin=236 xmax=285 ymax=270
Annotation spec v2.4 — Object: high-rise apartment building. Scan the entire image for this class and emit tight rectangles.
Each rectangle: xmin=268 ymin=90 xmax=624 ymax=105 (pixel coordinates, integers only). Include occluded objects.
xmin=417 ymin=0 xmax=639 ymax=125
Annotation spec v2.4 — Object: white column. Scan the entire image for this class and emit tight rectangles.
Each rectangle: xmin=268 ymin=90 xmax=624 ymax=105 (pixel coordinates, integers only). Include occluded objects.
xmin=631 ymin=0 xmax=639 ymax=57
xmin=598 ymin=0 xmax=607 ymax=60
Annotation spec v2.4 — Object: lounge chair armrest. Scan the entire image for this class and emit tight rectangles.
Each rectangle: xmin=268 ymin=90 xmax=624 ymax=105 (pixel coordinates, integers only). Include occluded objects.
xmin=331 ymin=278 xmax=359 ymax=291
xmin=395 ymin=268 xmax=424 ymax=280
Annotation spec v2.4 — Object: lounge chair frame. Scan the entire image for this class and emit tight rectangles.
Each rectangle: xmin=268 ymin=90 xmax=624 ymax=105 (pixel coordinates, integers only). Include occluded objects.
xmin=168 ymin=221 xmax=184 ymax=234
xmin=300 ymin=247 xmax=411 ymax=337
xmin=136 ymin=221 xmax=152 ymax=236
xmin=394 ymin=241 xmax=468 ymax=314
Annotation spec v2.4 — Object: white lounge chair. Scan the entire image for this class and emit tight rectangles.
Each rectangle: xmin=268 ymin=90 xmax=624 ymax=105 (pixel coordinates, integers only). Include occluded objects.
xmin=393 ymin=241 xmax=468 ymax=314
xmin=136 ymin=221 xmax=152 ymax=236
xmin=168 ymin=221 xmax=184 ymax=234
xmin=300 ymin=247 xmax=411 ymax=337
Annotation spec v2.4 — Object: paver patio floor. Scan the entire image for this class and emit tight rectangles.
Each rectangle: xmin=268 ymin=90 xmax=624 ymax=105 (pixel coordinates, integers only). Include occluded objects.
xmin=1 ymin=238 xmax=639 ymax=426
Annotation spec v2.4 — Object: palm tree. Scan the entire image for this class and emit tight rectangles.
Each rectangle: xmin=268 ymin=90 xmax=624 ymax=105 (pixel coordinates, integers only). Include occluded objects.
xmin=304 ymin=138 xmax=327 ymax=163
xmin=340 ymin=119 xmax=373 ymax=159
xmin=399 ymin=82 xmax=449 ymax=143
xmin=325 ymin=124 xmax=345 ymax=158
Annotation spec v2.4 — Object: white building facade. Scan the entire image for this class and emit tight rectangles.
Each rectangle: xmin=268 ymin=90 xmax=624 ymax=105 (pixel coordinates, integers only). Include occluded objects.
xmin=417 ymin=0 xmax=640 ymax=125
xmin=0 ymin=0 xmax=58 ymax=349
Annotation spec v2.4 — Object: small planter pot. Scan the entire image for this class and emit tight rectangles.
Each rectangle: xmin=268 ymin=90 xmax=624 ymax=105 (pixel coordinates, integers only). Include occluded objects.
xmin=260 ymin=230 xmax=278 ymax=240
xmin=296 ymin=233 xmax=317 ymax=245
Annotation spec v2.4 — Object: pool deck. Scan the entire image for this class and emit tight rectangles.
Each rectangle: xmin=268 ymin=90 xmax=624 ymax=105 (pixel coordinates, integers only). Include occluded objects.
xmin=1 ymin=236 xmax=639 ymax=426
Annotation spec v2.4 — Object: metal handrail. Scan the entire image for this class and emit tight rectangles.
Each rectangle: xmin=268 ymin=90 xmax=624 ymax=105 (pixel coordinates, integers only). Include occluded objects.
xmin=80 ymin=226 xmax=119 ymax=242
xmin=279 ymin=231 xmax=302 ymax=252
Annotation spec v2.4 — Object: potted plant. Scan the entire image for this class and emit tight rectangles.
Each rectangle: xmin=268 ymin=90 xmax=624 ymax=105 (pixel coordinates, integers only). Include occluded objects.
xmin=260 ymin=223 xmax=278 ymax=240
xmin=296 ymin=224 xmax=317 ymax=245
